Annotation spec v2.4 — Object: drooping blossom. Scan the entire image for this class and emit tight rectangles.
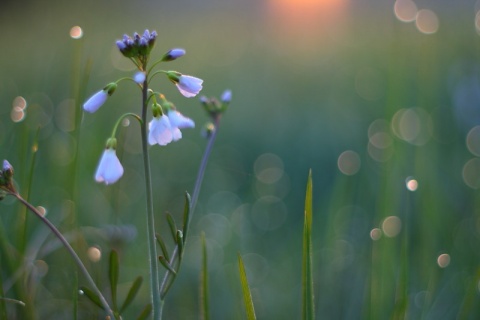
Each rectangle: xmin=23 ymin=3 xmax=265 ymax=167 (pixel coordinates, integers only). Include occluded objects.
xmin=95 ymin=149 xmax=124 ymax=185
xmin=167 ymin=71 xmax=203 ymax=98
xmin=148 ymin=115 xmax=173 ymax=146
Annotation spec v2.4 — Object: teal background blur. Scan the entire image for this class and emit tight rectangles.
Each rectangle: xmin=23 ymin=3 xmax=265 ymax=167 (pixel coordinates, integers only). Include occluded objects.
xmin=1 ymin=0 xmax=480 ymax=319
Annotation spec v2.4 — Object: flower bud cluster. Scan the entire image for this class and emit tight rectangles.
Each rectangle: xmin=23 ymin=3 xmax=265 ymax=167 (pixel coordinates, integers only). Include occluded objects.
xmin=116 ymin=30 xmax=157 ymax=59
xmin=200 ymin=89 xmax=231 ymax=118
xmin=0 ymin=160 xmax=16 ymax=195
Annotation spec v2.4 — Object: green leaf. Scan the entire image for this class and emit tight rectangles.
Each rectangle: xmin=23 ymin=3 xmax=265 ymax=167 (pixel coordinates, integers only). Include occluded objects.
xmin=159 ymin=256 xmax=177 ymax=275
xmin=155 ymin=233 xmax=170 ymax=261
xmin=136 ymin=303 xmax=152 ymax=320
xmin=166 ymin=213 xmax=177 ymax=242
xmin=302 ymin=169 xmax=315 ymax=320
xmin=120 ymin=276 xmax=143 ymax=314
xmin=109 ymin=250 xmax=119 ymax=311
xmin=200 ymin=232 xmax=210 ymax=320
xmin=80 ymin=286 xmax=104 ymax=311
xmin=237 ymin=253 xmax=256 ymax=320
xmin=182 ymin=192 xmax=191 ymax=241
xmin=176 ymin=230 xmax=184 ymax=259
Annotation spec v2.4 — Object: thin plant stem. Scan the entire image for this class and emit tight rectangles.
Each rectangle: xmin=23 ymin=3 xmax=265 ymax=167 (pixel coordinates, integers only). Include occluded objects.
xmin=140 ymin=79 xmax=161 ymax=319
xmin=159 ymin=115 xmax=221 ymax=302
xmin=11 ymin=192 xmax=115 ymax=319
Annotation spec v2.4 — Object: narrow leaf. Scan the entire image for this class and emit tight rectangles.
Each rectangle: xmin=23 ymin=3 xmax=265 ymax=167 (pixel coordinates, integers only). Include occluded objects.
xmin=159 ymin=256 xmax=177 ymax=275
xmin=237 ymin=253 xmax=256 ymax=320
xmin=80 ymin=286 xmax=105 ymax=310
xmin=166 ymin=213 xmax=177 ymax=242
xmin=302 ymin=169 xmax=315 ymax=320
xmin=200 ymin=232 xmax=210 ymax=320
xmin=176 ymin=230 xmax=184 ymax=259
xmin=182 ymin=192 xmax=192 ymax=241
xmin=136 ymin=303 xmax=152 ymax=320
xmin=109 ymin=250 xmax=119 ymax=311
xmin=155 ymin=233 xmax=170 ymax=261
xmin=120 ymin=276 xmax=143 ymax=313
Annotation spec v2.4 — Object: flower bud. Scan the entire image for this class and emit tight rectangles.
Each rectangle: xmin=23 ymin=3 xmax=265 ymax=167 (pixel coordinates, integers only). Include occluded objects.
xmin=162 ymin=48 xmax=186 ymax=61
xmin=221 ymin=89 xmax=232 ymax=103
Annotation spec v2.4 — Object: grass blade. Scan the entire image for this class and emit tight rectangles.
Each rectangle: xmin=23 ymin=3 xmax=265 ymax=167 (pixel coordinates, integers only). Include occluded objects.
xmin=109 ymin=250 xmax=119 ymax=311
xmin=120 ymin=276 xmax=143 ymax=314
xmin=200 ymin=232 xmax=210 ymax=320
xmin=302 ymin=169 xmax=315 ymax=320
xmin=237 ymin=253 xmax=256 ymax=320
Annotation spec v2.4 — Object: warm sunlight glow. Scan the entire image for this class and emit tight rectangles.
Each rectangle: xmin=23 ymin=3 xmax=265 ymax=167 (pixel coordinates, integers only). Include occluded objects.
xmin=266 ymin=0 xmax=349 ymax=63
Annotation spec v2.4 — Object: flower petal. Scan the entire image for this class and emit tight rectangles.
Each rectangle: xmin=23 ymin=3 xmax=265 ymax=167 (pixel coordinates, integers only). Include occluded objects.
xmin=167 ymin=110 xmax=195 ymax=129
xmin=176 ymin=75 xmax=203 ymax=98
xmin=95 ymin=149 xmax=124 ymax=184
xmin=148 ymin=116 xmax=173 ymax=146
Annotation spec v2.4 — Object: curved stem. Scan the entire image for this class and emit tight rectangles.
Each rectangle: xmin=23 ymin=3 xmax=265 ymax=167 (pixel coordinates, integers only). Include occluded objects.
xmin=140 ymin=79 xmax=161 ymax=319
xmin=11 ymin=193 xmax=115 ymax=319
xmin=147 ymin=70 xmax=168 ymax=85
xmin=110 ymin=112 xmax=143 ymax=138
xmin=159 ymin=115 xmax=221 ymax=301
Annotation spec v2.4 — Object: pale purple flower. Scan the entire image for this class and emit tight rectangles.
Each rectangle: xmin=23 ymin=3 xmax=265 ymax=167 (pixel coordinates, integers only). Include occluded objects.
xmin=175 ymin=75 xmax=203 ymax=98
xmin=95 ymin=149 xmax=124 ymax=184
xmin=148 ymin=115 xmax=173 ymax=146
xmin=83 ymin=90 xmax=108 ymax=113
xmin=221 ymin=90 xmax=232 ymax=103
xmin=167 ymin=110 xmax=195 ymax=141
xmin=133 ymin=71 xmax=146 ymax=84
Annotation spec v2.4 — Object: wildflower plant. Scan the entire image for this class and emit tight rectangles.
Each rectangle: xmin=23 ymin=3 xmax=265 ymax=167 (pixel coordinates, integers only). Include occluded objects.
xmin=1 ymin=28 xmax=230 ymax=320
xmin=80 ymin=29 xmax=228 ymax=319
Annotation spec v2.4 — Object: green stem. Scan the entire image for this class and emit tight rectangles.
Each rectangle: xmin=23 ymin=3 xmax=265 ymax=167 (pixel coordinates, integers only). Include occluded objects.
xmin=110 ymin=113 xmax=142 ymax=138
xmin=140 ymin=78 xmax=161 ymax=319
xmin=11 ymin=193 xmax=115 ymax=319
xmin=159 ymin=115 xmax=221 ymax=302
xmin=147 ymin=70 xmax=168 ymax=85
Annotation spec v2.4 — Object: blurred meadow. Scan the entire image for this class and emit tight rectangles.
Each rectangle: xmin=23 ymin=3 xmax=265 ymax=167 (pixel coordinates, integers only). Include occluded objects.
xmin=2 ymin=0 xmax=480 ymax=318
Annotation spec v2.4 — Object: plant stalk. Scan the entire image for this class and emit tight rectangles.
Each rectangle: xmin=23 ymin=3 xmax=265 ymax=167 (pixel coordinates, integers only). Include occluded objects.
xmin=12 ymin=193 xmax=115 ymax=319
xmin=159 ymin=115 xmax=221 ymax=302
xmin=140 ymin=79 xmax=161 ymax=319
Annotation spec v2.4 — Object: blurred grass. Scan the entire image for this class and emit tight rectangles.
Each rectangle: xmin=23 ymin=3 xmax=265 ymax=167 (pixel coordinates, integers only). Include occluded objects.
xmin=1 ymin=0 xmax=480 ymax=319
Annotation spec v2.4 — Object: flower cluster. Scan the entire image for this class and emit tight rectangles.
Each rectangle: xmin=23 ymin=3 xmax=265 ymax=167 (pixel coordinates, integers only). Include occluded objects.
xmin=200 ymin=89 xmax=232 ymax=118
xmin=116 ymin=30 xmax=157 ymax=59
xmin=83 ymin=29 xmax=203 ymax=185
